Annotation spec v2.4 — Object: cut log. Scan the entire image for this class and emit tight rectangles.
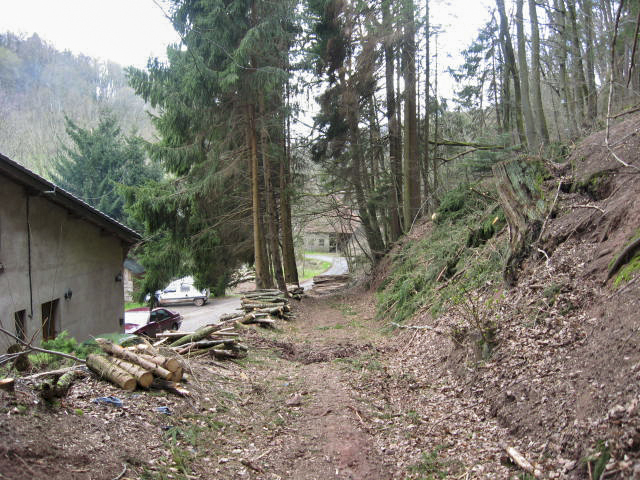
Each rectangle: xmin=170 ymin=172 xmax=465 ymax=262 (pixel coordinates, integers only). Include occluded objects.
xmin=86 ymin=354 xmax=137 ymax=391
xmin=155 ymin=332 xmax=190 ymax=339
xmin=95 ymin=339 xmax=173 ymax=380
xmin=54 ymin=370 xmax=84 ymax=396
xmin=7 ymin=344 xmax=30 ymax=372
xmin=109 ymin=358 xmax=153 ymax=388
xmin=169 ymin=325 xmax=223 ymax=348
xmin=151 ymin=378 xmax=190 ymax=396
xmin=137 ymin=353 xmax=181 ymax=373
xmin=176 ymin=339 xmax=238 ymax=355
xmin=493 ymin=159 xmax=545 ymax=286
xmin=219 ymin=312 xmax=244 ymax=322
xmin=312 ymin=274 xmax=350 ymax=284
xmin=0 ymin=378 xmax=15 ymax=392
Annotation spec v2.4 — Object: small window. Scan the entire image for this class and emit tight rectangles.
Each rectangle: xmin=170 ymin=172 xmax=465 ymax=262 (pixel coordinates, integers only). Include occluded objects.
xmin=180 ymin=284 xmax=190 ymax=292
xmin=14 ymin=310 xmax=26 ymax=341
xmin=318 ymin=238 xmax=325 ymax=247
xmin=41 ymin=299 xmax=59 ymax=341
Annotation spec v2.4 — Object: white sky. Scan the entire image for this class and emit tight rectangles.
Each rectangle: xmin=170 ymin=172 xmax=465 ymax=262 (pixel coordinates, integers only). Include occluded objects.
xmin=0 ymin=0 xmax=493 ymax=95
xmin=0 ymin=0 xmax=180 ymax=68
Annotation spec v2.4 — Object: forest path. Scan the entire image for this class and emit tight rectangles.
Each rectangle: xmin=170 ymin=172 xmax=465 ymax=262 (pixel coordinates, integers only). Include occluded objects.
xmin=210 ymin=291 xmax=395 ymax=479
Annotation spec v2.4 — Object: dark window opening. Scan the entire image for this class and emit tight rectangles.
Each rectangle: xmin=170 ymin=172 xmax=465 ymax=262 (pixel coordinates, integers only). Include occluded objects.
xmin=14 ymin=310 xmax=26 ymax=341
xmin=41 ymin=299 xmax=59 ymax=341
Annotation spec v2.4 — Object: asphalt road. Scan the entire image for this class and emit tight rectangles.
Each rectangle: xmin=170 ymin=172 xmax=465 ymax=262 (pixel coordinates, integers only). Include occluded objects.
xmin=174 ymin=254 xmax=349 ymax=331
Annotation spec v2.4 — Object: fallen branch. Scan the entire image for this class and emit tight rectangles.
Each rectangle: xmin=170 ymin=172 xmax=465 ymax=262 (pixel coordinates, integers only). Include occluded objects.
xmin=570 ymin=204 xmax=606 ymax=214
xmin=0 ymin=327 xmax=85 ymax=364
xmin=390 ymin=322 xmax=446 ymax=335
xmin=501 ymin=443 xmax=543 ymax=478
xmin=20 ymin=366 xmax=85 ymax=381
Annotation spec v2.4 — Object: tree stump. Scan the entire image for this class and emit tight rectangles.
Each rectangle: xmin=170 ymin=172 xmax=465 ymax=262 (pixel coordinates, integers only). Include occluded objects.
xmin=493 ymin=159 xmax=546 ymax=286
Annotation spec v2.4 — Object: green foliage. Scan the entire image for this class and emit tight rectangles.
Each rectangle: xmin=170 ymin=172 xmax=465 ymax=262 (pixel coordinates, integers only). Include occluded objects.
xmin=50 ymin=112 xmax=161 ymax=227
xmin=581 ymin=441 xmax=610 ymax=480
xmin=407 ymin=446 xmax=452 ymax=479
xmin=378 ymin=183 xmax=507 ymax=324
xmin=614 ymin=253 xmax=640 ymax=287
xmin=30 ymin=331 xmax=101 ymax=368
xmin=125 ymin=0 xmax=300 ymax=297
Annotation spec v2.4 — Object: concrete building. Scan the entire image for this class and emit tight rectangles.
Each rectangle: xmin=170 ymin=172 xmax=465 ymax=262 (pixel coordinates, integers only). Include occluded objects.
xmin=0 ymin=153 xmax=140 ymax=349
xmin=123 ymin=258 xmax=145 ymax=302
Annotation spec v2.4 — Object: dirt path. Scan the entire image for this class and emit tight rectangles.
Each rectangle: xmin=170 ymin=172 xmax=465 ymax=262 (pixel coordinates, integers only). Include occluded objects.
xmin=211 ymin=294 xmax=393 ymax=479
xmin=1 ymin=287 xmax=511 ymax=479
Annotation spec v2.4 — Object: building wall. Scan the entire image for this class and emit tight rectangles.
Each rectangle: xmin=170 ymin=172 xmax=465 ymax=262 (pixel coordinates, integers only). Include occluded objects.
xmin=0 ymin=176 xmax=127 ymax=349
xmin=303 ymin=233 xmax=332 ymax=252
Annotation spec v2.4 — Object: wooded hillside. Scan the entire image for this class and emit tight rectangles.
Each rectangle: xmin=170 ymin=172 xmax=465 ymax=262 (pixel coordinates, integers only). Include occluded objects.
xmin=0 ymin=32 xmax=153 ymax=174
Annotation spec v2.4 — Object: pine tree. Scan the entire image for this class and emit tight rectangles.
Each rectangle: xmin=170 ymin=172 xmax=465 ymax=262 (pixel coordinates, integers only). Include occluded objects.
xmin=51 ymin=112 xmax=159 ymax=226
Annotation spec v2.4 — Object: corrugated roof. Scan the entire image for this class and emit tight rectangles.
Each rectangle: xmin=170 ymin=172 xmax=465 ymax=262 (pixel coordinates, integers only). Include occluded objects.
xmin=0 ymin=152 xmax=141 ymax=244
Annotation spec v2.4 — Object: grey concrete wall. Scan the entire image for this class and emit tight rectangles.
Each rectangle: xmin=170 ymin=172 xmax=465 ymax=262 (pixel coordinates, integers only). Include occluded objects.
xmin=0 ymin=176 xmax=127 ymax=349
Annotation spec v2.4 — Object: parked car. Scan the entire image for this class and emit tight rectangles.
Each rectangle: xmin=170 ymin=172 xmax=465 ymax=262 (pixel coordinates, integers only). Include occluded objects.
xmin=123 ymin=307 xmax=182 ymax=337
xmin=149 ymin=277 xmax=210 ymax=307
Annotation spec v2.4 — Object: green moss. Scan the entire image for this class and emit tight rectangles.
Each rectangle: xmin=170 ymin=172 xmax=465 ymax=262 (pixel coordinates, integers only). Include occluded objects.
xmin=614 ymin=253 xmax=640 ymax=287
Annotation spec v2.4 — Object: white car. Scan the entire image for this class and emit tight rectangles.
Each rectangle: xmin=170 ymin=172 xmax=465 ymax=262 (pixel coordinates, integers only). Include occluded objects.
xmin=154 ymin=277 xmax=210 ymax=307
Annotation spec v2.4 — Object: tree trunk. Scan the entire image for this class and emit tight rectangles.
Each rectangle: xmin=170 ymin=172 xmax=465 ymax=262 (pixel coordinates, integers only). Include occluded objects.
xmin=259 ymin=96 xmax=287 ymax=293
xmin=383 ymin=0 xmax=403 ymax=241
xmin=579 ymin=0 xmax=598 ymax=123
xmin=496 ymin=0 xmax=526 ymax=147
xmin=552 ymin=0 xmax=579 ymax=138
xmin=279 ymin=112 xmax=298 ymax=285
xmin=402 ymin=0 xmax=420 ymax=228
xmin=528 ymin=0 xmax=550 ymax=144
xmin=566 ymin=0 xmax=589 ymax=126
xmin=424 ymin=0 xmax=431 ymax=211
xmin=86 ymin=354 xmax=137 ymax=391
xmin=516 ymin=0 xmax=539 ymax=151
xmin=248 ymin=104 xmax=272 ymax=289
xmin=493 ymin=160 xmax=545 ymax=286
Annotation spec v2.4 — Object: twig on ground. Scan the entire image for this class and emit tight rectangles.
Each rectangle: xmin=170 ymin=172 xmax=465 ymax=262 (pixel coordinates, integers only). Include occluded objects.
xmin=569 ymin=204 xmax=606 ymax=214
xmin=112 ymin=464 xmax=127 ymax=480
xmin=536 ymin=248 xmax=550 ymax=265
xmin=390 ymin=322 xmax=446 ymax=335
xmin=501 ymin=443 xmax=543 ymax=478
xmin=240 ymin=458 xmax=265 ymax=474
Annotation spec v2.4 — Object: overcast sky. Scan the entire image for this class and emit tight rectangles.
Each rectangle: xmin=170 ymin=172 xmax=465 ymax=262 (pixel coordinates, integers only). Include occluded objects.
xmin=0 ymin=0 xmax=493 ymax=97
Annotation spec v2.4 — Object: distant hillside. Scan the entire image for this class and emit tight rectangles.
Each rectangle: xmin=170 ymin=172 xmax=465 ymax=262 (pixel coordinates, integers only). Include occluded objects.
xmin=0 ymin=32 xmax=154 ymax=174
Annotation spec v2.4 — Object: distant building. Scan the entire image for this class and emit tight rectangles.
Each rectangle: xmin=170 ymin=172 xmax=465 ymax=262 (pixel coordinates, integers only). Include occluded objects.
xmin=0 ymin=152 xmax=140 ymax=349
xmin=123 ymin=258 xmax=145 ymax=302
xmin=301 ymin=205 xmax=366 ymax=256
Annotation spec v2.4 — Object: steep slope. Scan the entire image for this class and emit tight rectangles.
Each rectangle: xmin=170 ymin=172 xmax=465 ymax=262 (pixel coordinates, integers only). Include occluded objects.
xmin=375 ymin=114 xmax=640 ymax=478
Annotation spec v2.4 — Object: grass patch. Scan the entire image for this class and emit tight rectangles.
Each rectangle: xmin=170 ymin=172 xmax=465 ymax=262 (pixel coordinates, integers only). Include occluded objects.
xmin=408 ymin=445 xmax=461 ymax=479
xmin=125 ymin=301 xmax=146 ymax=309
xmin=377 ymin=183 xmax=507 ymax=324
xmin=298 ymin=257 xmax=332 ymax=281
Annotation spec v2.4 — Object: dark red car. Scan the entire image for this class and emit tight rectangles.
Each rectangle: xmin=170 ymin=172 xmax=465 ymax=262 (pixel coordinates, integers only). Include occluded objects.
xmin=124 ymin=307 xmax=182 ymax=337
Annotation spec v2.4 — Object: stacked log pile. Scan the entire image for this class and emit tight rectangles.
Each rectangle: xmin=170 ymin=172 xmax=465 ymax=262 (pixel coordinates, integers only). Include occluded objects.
xmin=86 ymin=323 xmax=247 ymax=392
xmin=224 ymin=289 xmax=301 ymax=327
xmin=312 ymin=274 xmax=350 ymax=294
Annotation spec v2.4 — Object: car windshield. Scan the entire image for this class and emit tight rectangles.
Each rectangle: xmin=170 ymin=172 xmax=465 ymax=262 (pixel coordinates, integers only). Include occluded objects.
xmin=124 ymin=311 xmax=150 ymax=325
